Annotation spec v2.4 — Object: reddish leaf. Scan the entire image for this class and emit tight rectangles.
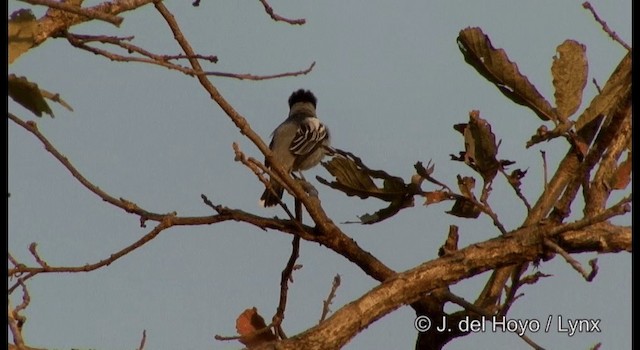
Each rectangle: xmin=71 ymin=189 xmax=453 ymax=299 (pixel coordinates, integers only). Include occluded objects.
xmin=235 ymin=307 xmax=276 ymax=348
xmin=610 ymin=152 xmax=631 ymax=190
xmin=423 ymin=190 xmax=451 ymax=206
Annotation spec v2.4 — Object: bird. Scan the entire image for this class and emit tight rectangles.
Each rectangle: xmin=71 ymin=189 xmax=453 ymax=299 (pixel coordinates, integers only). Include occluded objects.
xmin=259 ymin=89 xmax=331 ymax=207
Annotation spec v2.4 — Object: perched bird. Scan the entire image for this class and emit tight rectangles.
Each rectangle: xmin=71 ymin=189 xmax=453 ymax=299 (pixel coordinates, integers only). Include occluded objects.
xmin=259 ymin=89 xmax=331 ymax=207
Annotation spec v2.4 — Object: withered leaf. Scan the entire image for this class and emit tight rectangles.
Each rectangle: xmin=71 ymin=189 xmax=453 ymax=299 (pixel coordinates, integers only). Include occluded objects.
xmin=424 ymin=190 xmax=451 ymax=206
xmin=358 ymin=195 xmax=414 ymax=225
xmin=457 ymin=27 xmax=558 ymax=122
xmin=447 ymin=197 xmax=481 ymax=219
xmin=8 ymin=74 xmax=54 ymax=118
xmin=318 ymin=148 xmax=417 ymax=224
xmin=447 ymin=175 xmax=481 ymax=218
xmin=551 ymin=40 xmax=588 ymax=120
xmin=610 ymin=151 xmax=631 ymax=190
xmin=8 ymin=9 xmax=37 ymax=65
xmin=235 ymin=307 xmax=277 ymax=348
xmin=453 ymin=111 xmax=501 ymax=183
xmin=507 ymin=168 xmax=528 ymax=188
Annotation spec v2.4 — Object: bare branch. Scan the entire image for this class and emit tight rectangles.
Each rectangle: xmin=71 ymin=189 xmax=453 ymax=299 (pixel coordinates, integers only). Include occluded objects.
xmin=258 ymin=0 xmax=306 ymax=25
xmin=28 ymin=243 xmax=49 ymax=268
xmin=582 ymin=2 xmax=631 ymax=51
xmin=137 ymin=330 xmax=147 ymax=350
xmin=443 ymin=291 xmax=545 ymax=350
xmin=540 ymin=150 xmax=548 ymax=190
xmin=273 ymin=234 xmax=301 ymax=340
xmin=250 ymin=218 xmax=629 ymax=350
xmin=544 ymin=239 xmax=599 ymax=281
xmin=319 ymin=274 xmax=342 ymax=323
xmin=9 ymin=220 xmax=173 ymax=293
xmin=8 ymin=113 xmax=172 ymax=223
xmin=8 ymin=281 xmax=30 ymax=348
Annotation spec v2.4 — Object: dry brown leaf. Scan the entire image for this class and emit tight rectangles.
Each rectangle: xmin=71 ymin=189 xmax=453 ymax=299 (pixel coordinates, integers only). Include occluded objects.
xmin=457 ymin=27 xmax=557 ymax=122
xmin=551 ymin=40 xmax=588 ymax=120
xmin=610 ymin=151 xmax=632 ymax=190
xmin=424 ymin=190 xmax=451 ymax=206
xmin=235 ymin=307 xmax=276 ymax=348
xmin=447 ymin=176 xmax=481 ymax=218
xmin=452 ymin=111 xmax=501 ymax=183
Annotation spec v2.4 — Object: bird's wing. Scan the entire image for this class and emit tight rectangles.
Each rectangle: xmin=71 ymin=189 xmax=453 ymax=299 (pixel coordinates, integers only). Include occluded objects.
xmin=290 ymin=118 xmax=329 ymax=155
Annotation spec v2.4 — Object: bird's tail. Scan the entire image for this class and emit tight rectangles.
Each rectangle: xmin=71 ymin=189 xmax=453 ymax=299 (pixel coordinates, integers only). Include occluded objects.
xmin=259 ymin=181 xmax=284 ymax=207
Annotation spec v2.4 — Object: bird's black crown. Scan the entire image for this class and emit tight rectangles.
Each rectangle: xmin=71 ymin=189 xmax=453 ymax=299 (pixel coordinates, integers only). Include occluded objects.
xmin=288 ymin=89 xmax=317 ymax=108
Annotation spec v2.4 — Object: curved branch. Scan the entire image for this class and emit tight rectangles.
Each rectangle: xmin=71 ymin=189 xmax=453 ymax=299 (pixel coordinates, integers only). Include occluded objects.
xmin=258 ymin=0 xmax=306 ymax=25
xmin=250 ymin=221 xmax=631 ymax=350
xmin=9 ymin=220 xmax=173 ymax=294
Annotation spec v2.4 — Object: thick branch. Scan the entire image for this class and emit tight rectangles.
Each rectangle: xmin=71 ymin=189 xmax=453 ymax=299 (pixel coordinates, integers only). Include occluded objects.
xmin=250 ymin=221 xmax=630 ymax=350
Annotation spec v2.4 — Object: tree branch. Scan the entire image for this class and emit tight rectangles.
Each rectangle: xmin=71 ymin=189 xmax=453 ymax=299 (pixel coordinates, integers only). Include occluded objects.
xmin=250 ymin=220 xmax=630 ymax=349
xmin=19 ymin=0 xmax=124 ymax=26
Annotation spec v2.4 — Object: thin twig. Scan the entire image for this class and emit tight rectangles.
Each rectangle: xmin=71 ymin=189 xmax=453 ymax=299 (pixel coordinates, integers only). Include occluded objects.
xmin=592 ymin=78 xmax=602 ymax=94
xmin=582 ymin=2 xmax=631 ymax=51
xmin=8 ymin=113 xmax=171 ymax=223
xmin=540 ymin=150 xmax=548 ymax=190
xmin=137 ymin=330 xmax=147 ymax=350
xmin=19 ymin=0 xmax=124 ymax=26
xmin=319 ymin=274 xmax=341 ymax=323
xmin=8 ymin=281 xmax=30 ymax=348
xmin=443 ymin=291 xmax=545 ymax=350
xmin=9 ymin=221 xmax=173 ymax=294
xmin=544 ymin=239 xmax=599 ymax=281
xmin=214 ymin=321 xmax=277 ymax=341
xmin=547 ymin=195 xmax=631 ymax=237
xmin=258 ymin=0 xmax=306 ymax=25
xmin=66 ymin=32 xmax=313 ymax=80
xmin=272 ymin=202 xmax=303 ymax=339
xmin=28 ymin=243 xmax=50 ymax=268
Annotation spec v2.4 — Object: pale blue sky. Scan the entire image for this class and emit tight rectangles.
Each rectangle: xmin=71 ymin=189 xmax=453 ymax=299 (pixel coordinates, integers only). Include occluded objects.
xmin=8 ymin=1 xmax=631 ymax=349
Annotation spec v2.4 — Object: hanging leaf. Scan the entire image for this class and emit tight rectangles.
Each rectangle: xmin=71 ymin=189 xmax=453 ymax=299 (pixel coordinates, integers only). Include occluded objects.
xmin=457 ymin=27 xmax=558 ymax=122
xmin=357 ymin=195 xmax=414 ymax=225
xmin=506 ymin=168 xmax=528 ymax=189
xmin=551 ymin=40 xmax=588 ymax=120
xmin=9 ymin=9 xmax=37 ymax=65
xmin=318 ymin=148 xmax=418 ymax=224
xmin=8 ymin=74 xmax=54 ymax=118
xmin=446 ymin=176 xmax=481 ymax=218
xmin=451 ymin=111 xmax=500 ymax=183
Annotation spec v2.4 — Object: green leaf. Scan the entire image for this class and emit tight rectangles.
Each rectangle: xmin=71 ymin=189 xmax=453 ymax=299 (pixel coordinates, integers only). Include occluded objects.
xmin=8 ymin=74 xmax=54 ymax=118
xmin=457 ymin=27 xmax=558 ymax=122
xmin=551 ymin=40 xmax=588 ymax=120
xmin=9 ymin=9 xmax=37 ymax=65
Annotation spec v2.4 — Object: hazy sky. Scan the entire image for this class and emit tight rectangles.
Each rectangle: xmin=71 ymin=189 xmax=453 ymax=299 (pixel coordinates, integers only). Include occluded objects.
xmin=8 ymin=1 xmax=631 ymax=349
